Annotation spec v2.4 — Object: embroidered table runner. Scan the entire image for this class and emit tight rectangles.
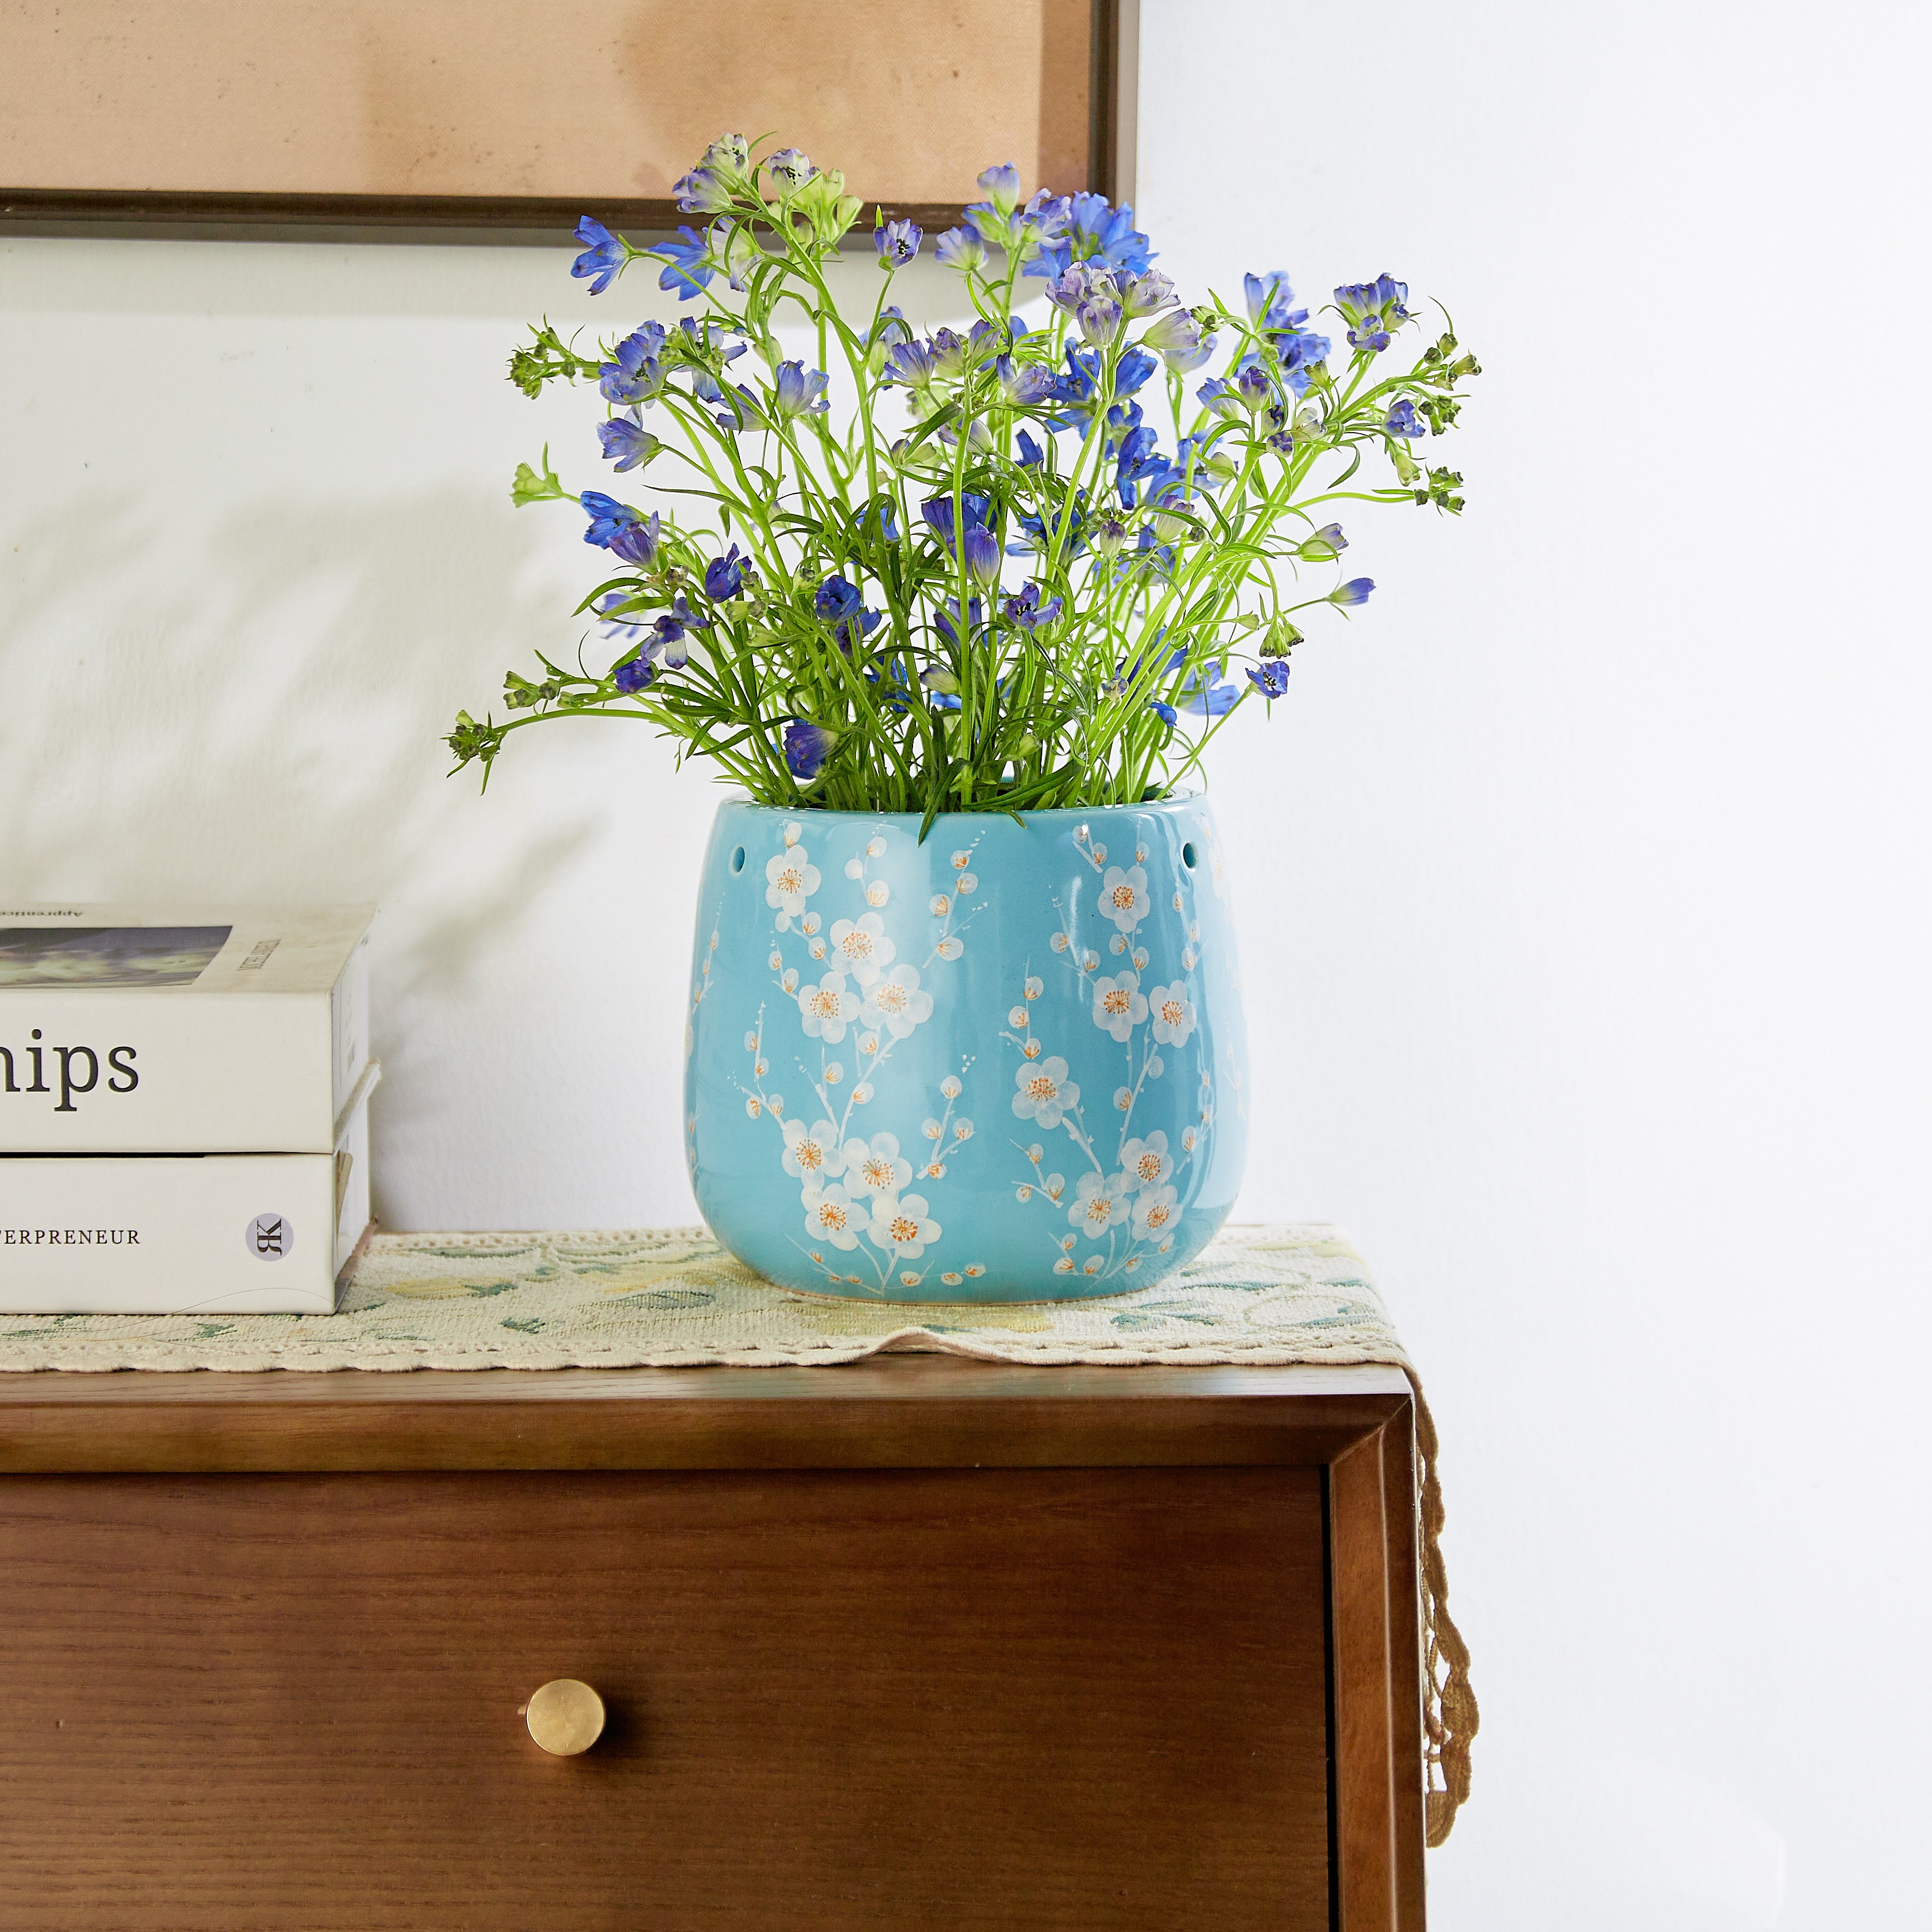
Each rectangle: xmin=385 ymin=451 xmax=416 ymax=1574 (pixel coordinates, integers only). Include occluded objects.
xmin=0 ymin=1219 xmax=1474 ymax=1841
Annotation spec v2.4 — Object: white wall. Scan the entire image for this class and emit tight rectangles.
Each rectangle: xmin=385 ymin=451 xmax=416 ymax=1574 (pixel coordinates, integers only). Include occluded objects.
xmin=3 ymin=1 xmax=1928 ymax=1923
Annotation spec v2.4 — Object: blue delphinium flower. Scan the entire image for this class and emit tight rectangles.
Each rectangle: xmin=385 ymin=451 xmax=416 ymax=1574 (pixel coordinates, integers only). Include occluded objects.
xmin=1142 ymin=306 xmax=1213 ymax=372
xmin=1002 ymin=582 xmax=1062 ymax=629
xmin=677 ymin=316 xmax=747 ymax=363
xmin=935 ymin=597 xmax=985 ymax=646
xmin=599 ymin=326 xmax=668 ymax=406
xmin=597 ymin=411 xmax=660 ymax=473
xmin=1015 ymin=428 xmax=1045 ymax=467
xmin=1246 ymin=659 xmax=1291 ymax=699
xmin=1116 ymin=424 xmax=1173 ymax=507
xmin=765 ymin=147 xmax=815 ymax=189
xmin=704 ymin=545 xmax=751 ymax=599
xmin=919 ymin=493 xmax=994 ymax=543
xmin=876 ymin=218 xmax=922 ymax=267
xmin=783 ymin=719 xmax=837 ymax=781
xmin=700 ymin=133 xmax=750 ymax=172
xmin=613 ymin=653 xmax=657 ymax=695
xmin=1120 ymin=269 xmax=1176 ymax=318
xmin=962 ymin=165 xmax=1039 ymax=252
xmin=581 ymin=491 xmax=645 ymax=548
xmin=867 ymin=305 xmax=914 ymax=353
xmin=920 ymin=664 xmax=963 ymax=711
xmin=882 ymin=339 xmax=938 ymax=390
xmin=1050 ymin=343 xmax=1157 ymax=433
xmin=713 ymin=220 xmax=760 ymax=293
xmin=1244 ymin=270 xmax=1301 ymax=330
xmin=1174 ymin=426 xmax=1236 ymax=491
xmin=1330 ymin=577 xmax=1375 ymax=608
xmin=772 ymin=361 xmax=831 ymax=418
xmin=1123 ymin=525 xmax=1175 ymax=580
xmin=935 ymin=226 xmax=986 ymax=271
xmin=961 ymin=525 xmax=1002 ymax=586
xmin=1028 ymin=192 xmax=1154 ymax=280
xmin=1012 ymin=489 xmax=1089 ymax=559
xmin=978 ymin=162 xmax=1023 ymax=212
xmin=606 ymin=510 xmax=663 ymax=568
xmin=1297 ymin=522 xmax=1348 ymax=559
xmin=1102 ymin=399 xmax=1143 ymax=456
xmin=571 ymin=217 xmax=628 ymax=295
xmin=649 ymin=595 xmax=711 ymax=668
xmin=996 ymin=354 xmax=1055 ymax=406
xmin=653 ymin=227 xmax=714 ymax=301
xmin=1148 ymin=698 xmax=1178 ymax=727
xmin=1231 ymin=363 xmax=1275 ymax=411
xmin=927 ymin=327 xmax=972 ymax=380
xmin=861 ymin=658 xmax=918 ymax=714
xmin=813 ymin=574 xmax=882 ymax=651
xmin=1275 ymin=328 xmax=1332 ymax=394
xmin=938 ymin=414 xmax=996 ymax=458
xmin=1384 ymin=399 xmax=1425 ymax=440
xmin=1178 ymin=661 xmax=1240 ymax=716
xmin=593 ymin=592 xmax=648 ymax=641
xmin=691 ymin=373 xmax=740 ymax=430
xmin=859 ymin=499 xmax=901 ymax=545
xmin=671 ymin=165 xmax=734 ymax=215
xmin=1334 ymin=275 xmax=1411 ymax=352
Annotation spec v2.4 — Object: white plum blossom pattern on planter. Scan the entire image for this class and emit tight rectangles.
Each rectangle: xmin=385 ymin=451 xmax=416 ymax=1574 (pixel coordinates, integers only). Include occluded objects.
xmin=1003 ymin=819 xmax=1217 ymax=1286
xmin=715 ymin=818 xmax=987 ymax=1295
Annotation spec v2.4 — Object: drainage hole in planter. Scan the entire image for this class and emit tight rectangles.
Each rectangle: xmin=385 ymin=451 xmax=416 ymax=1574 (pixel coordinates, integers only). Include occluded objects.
xmin=1182 ymin=841 xmax=1198 ymax=870
xmin=731 ymin=846 xmax=747 ymax=874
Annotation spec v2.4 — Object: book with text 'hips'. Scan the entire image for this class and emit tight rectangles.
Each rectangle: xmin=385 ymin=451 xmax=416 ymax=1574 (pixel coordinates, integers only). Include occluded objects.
xmin=0 ymin=905 xmax=374 ymax=1153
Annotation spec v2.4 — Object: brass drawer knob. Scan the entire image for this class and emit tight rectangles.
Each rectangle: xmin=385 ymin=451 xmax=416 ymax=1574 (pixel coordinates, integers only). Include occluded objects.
xmin=523 ymin=1678 xmax=605 ymax=1756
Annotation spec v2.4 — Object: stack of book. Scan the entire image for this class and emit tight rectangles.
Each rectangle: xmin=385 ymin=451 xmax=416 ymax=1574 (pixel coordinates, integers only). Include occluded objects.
xmin=0 ymin=906 xmax=377 ymax=1314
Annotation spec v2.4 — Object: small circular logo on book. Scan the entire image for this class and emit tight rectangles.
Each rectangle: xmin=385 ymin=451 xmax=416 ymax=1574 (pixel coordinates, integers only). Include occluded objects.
xmin=246 ymin=1214 xmax=293 ymax=1261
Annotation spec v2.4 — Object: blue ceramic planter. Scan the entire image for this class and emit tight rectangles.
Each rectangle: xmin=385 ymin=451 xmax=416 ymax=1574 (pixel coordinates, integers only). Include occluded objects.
xmin=684 ymin=797 xmax=1248 ymax=1302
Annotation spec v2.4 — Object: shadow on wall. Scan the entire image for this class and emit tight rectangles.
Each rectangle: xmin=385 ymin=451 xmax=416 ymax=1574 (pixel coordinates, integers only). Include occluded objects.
xmin=0 ymin=481 xmax=616 ymax=1220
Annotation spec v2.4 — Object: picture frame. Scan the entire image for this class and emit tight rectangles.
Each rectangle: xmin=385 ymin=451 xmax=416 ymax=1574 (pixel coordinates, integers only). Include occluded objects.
xmin=0 ymin=0 xmax=1137 ymax=245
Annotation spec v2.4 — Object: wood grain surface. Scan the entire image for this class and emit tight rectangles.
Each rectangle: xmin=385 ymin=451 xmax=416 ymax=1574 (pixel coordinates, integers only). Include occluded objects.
xmin=0 ymin=1466 xmax=1330 ymax=1932
xmin=0 ymin=1358 xmax=1415 ymax=1473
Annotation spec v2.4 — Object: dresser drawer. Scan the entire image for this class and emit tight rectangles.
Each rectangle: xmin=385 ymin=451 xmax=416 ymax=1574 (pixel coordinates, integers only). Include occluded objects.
xmin=0 ymin=1467 xmax=1330 ymax=1930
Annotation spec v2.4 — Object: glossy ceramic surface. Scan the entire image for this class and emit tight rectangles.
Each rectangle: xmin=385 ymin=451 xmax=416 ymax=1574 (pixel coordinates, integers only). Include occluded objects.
xmin=684 ymin=798 xmax=1249 ymax=1302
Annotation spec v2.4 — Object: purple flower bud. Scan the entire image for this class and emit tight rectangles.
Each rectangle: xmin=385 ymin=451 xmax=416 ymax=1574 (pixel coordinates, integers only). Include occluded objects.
xmin=935 ymin=226 xmax=986 ymax=271
xmin=1330 ymin=577 xmax=1375 ymax=608
xmin=782 ymin=719 xmax=837 ymax=781
xmin=671 ymin=167 xmax=734 ymax=215
xmin=960 ymin=524 xmax=1002 ymax=587
xmin=919 ymin=493 xmax=993 ymax=543
xmin=977 ymin=162 xmax=1023 ymax=214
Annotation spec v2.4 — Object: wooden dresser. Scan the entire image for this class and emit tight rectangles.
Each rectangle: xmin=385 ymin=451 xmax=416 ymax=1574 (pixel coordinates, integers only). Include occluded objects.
xmin=0 ymin=1359 xmax=1427 ymax=1929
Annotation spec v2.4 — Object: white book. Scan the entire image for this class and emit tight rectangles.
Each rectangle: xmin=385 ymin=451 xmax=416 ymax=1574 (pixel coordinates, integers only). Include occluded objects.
xmin=0 ymin=1083 xmax=374 ymax=1314
xmin=0 ymin=905 xmax=374 ymax=1153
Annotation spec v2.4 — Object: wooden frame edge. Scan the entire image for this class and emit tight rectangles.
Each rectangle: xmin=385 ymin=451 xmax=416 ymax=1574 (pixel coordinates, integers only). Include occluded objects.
xmin=1328 ymin=1402 xmax=1429 ymax=1929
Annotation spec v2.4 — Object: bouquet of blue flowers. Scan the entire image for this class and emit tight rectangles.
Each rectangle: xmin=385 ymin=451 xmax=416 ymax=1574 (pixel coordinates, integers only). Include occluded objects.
xmin=447 ymin=133 xmax=1478 ymax=822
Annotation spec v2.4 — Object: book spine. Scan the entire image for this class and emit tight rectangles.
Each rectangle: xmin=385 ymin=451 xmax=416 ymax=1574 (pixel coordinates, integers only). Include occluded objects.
xmin=0 ymin=991 xmax=339 ymax=1153
xmin=0 ymin=1151 xmax=347 ymax=1314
